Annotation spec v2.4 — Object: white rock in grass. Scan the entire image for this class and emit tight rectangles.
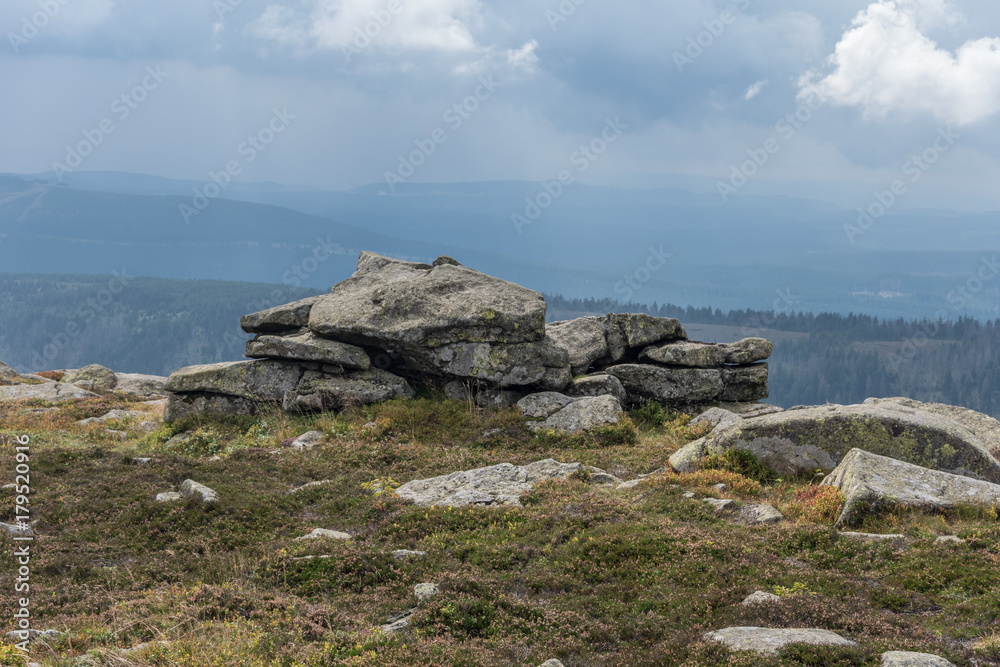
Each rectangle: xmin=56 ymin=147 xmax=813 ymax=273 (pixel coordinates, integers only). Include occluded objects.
xmin=704 ymin=627 xmax=856 ymax=655
xmin=295 ymin=528 xmax=352 ymax=541
xmin=881 ymin=651 xmax=956 ymax=666
xmin=180 ymin=479 xmax=218 ymax=504
xmin=741 ymin=591 xmax=781 ymax=605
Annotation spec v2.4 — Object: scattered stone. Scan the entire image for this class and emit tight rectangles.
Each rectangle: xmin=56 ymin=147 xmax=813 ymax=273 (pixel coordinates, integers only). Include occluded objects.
xmin=164 ymin=392 xmax=256 ymax=423
xmin=134 ymin=458 xmax=153 ymax=464
xmin=24 ymin=407 xmax=60 ymax=414
xmin=80 ymin=410 xmax=142 ymax=428
xmin=616 ymin=479 xmax=644 ymax=491
xmin=675 ymin=402 xmax=1000 ymax=482
xmin=704 ymin=627 xmax=856 ymax=655
xmin=156 ymin=492 xmax=183 ymax=502
xmin=113 ymin=373 xmax=169 ymax=398
xmin=381 ymin=608 xmax=417 ymax=634
xmin=691 ymin=407 xmax=741 ymax=430
xmin=1 ymin=521 xmax=32 ymax=536
xmin=538 ymin=661 xmax=566 ymax=667
xmin=289 ymin=480 xmax=332 ymax=494
xmin=393 ymin=549 xmax=427 ymax=559
xmin=289 ymin=431 xmax=325 ymax=449
xmin=104 ymin=429 xmax=128 ymax=440
xmin=0 ymin=382 xmax=98 ymax=402
xmin=63 ymin=364 xmax=117 ymax=391
xmin=246 ymin=330 xmax=371 ymax=369
xmin=295 ymin=528 xmax=352 ymax=541
xmin=935 ymin=535 xmax=965 ymax=545
xmin=0 ymin=360 xmax=17 ymax=381
xmin=566 ymin=373 xmax=627 ymax=403
xmin=704 ymin=498 xmax=736 ymax=514
xmin=712 ymin=483 xmax=728 ymax=492
xmin=4 ymin=629 xmax=63 ymax=643
xmin=881 ymin=651 xmax=956 ymax=666
xmin=528 ymin=395 xmax=623 ymax=435
xmin=138 ymin=421 xmax=160 ymax=433
xmin=839 ymin=532 xmax=908 ymax=547
xmin=683 ymin=491 xmax=697 ymax=499
xmin=119 ymin=641 xmax=171 ymax=655
xmin=414 ymin=583 xmax=440 ymax=602
xmin=180 ymin=479 xmax=219 ymax=504
xmin=517 ymin=392 xmax=576 ymax=418
xmin=735 ymin=504 xmax=784 ymax=525
xmin=241 ymin=295 xmax=324 ymax=334
xmin=394 ymin=459 xmax=605 ymax=507
xmin=741 ymin=591 xmax=781 ymax=605
xmin=823 ymin=448 xmax=1000 ymax=526
xmin=282 ymin=368 xmax=415 ymax=412
xmin=590 ymin=472 xmax=624 ymax=485
xmin=165 ymin=359 xmax=305 ymax=403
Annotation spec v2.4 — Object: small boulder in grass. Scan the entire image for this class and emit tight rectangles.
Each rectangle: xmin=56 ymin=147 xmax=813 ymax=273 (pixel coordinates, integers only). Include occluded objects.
xmin=881 ymin=651 xmax=957 ymax=666
xmin=295 ymin=528 xmax=352 ymax=541
xmin=741 ymin=590 xmax=781 ymax=605
xmin=180 ymin=479 xmax=218 ymax=504
xmin=289 ymin=431 xmax=325 ymax=449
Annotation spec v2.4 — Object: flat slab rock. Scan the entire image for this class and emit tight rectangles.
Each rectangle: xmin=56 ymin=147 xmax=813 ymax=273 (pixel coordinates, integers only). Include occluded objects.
xmin=241 ymin=295 xmax=324 ymax=334
xmin=0 ymin=382 xmax=98 ymax=402
xmin=394 ymin=459 xmax=605 ymax=507
xmin=245 ymin=330 xmax=371 ymax=369
xmin=704 ymin=627 xmax=856 ymax=655
xmin=527 ymin=395 xmax=624 ymax=435
xmin=308 ymin=252 xmax=548 ymax=349
xmin=881 ymin=651 xmax=956 ymax=666
xmin=823 ymin=448 xmax=1000 ymax=526
xmin=671 ymin=400 xmax=1000 ymax=482
xmin=640 ymin=337 xmax=772 ymax=367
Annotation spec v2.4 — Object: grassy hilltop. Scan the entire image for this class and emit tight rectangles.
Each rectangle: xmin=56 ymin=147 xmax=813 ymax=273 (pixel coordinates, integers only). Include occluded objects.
xmin=2 ymin=391 xmax=1000 ymax=666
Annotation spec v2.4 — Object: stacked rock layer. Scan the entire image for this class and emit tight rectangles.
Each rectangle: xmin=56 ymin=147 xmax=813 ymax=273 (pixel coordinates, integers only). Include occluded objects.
xmin=164 ymin=252 xmax=772 ymax=422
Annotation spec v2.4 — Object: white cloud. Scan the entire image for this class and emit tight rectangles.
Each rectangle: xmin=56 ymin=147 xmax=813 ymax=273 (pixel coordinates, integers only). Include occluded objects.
xmin=745 ymin=79 xmax=768 ymax=100
xmin=801 ymin=0 xmax=1000 ymax=126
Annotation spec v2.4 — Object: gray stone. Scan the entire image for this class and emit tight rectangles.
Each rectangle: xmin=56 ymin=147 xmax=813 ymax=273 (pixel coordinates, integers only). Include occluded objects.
xmin=119 ymin=641 xmax=171 ymax=655
xmin=308 ymin=252 xmax=547 ymax=349
xmin=704 ymin=498 xmax=736 ymax=514
xmin=1 ymin=521 xmax=31 ymax=536
xmin=735 ymin=504 xmax=784 ymax=525
xmin=0 ymin=382 xmax=98 ymax=402
xmin=607 ymin=313 xmax=687 ymax=350
xmin=518 ymin=392 xmax=576 ymax=418
xmin=246 ymin=330 xmax=371 ymax=369
xmin=164 ymin=392 xmax=256 ymax=423
xmin=392 ymin=549 xmax=427 ymax=559
xmin=77 ymin=409 xmax=144 ymax=426
xmin=720 ymin=401 xmax=784 ymax=418
xmin=282 ymin=368 xmax=414 ymax=412
xmin=704 ymin=627 xmax=856 ymax=655
xmin=181 ymin=479 xmax=219 ymax=504
xmin=1 ymin=484 xmax=16 ymax=492
xmin=741 ymin=591 xmax=781 ymax=605
xmin=546 ymin=316 xmax=609 ymax=374
xmin=414 ymin=583 xmax=440 ymax=602
xmin=720 ymin=364 xmax=769 ymax=402
xmin=165 ymin=359 xmax=304 ymax=403
xmin=113 ymin=373 xmax=168 ymax=398
xmin=0 ymin=360 xmax=18 ymax=381
xmin=866 ymin=396 xmax=1000 ymax=459
xmin=295 ymin=528 xmax=352 ymax=541
xmin=444 ymin=380 xmax=471 ymax=402
xmin=640 ymin=340 xmax=729 ymax=367
xmin=881 ymin=651 xmax=956 ymax=666
xmin=394 ymin=459 xmax=602 ymax=507
xmin=290 ymin=431 xmax=325 ymax=449
xmin=138 ymin=421 xmax=160 ymax=433
xmin=381 ymin=608 xmax=417 ymax=634
xmin=691 ymin=407 xmax=741 ymax=430
xmin=566 ymin=373 xmax=627 ymax=403
xmin=823 ymin=448 xmax=1000 ymax=526
xmin=605 ymin=364 xmax=723 ymax=403
xmin=404 ymin=338 xmax=569 ymax=388
xmin=674 ymin=402 xmax=1000 ymax=482
xmin=288 ymin=480 xmax=332 ymax=494
xmin=529 ymin=395 xmax=624 ymax=434
xmin=839 ymin=531 xmax=908 ymax=546
xmin=241 ymin=295 xmax=324 ymax=334
xmin=590 ymin=472 xmax=625 ymax=485
xmin=538 ymin=661 xmax=566 ymax=667
xmin=63 ymin=364 xmax=117 ymax=391
xmin=935 ymin=535 xmax=965 ymax=545
xmin=616 ymin=479 xmax=644 ymax=491
xmin=4 ymin=629 xmax=63 ymax=643
xmin=156 ymin=492 xmax=183 ymax=502
xmin=104 ymin=429 xmax=128 ymax=440
xmin=725 ymin=338 xmax=775 ymax=365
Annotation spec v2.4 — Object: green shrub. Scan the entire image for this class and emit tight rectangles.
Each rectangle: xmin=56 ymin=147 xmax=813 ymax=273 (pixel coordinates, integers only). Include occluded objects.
xmin=700 ymin=448 xmax=780 ymax=485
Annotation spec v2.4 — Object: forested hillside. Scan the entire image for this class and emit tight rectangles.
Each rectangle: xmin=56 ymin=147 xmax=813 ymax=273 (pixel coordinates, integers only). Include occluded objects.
xmin=2 ymin=273 xmax=998 ymax=417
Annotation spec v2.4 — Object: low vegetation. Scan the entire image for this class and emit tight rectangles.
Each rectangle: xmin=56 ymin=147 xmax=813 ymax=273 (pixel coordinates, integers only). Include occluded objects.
xmin=1 ymin=394 xmax=999 ymax=666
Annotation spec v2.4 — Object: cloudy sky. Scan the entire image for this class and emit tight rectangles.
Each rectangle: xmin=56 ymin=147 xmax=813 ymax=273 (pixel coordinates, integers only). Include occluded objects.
xmin=4 ymin=0 xmax=1000 ymax=208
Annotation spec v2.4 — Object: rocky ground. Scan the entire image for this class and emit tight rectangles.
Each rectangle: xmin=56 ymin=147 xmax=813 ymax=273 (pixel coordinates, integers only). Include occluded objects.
xmin=2 ymin=379 xmax=1000 ymax=666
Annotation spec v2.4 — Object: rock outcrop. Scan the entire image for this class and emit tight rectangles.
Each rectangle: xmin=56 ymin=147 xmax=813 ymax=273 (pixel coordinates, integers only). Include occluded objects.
xmin=670 ymin=400 xmax=1000 ymax=483
xmin=63 ymin=364 xmax=117 ymax=391
xmin=822 ymin=448 xmax=1000 ymax=526
xmin=704 ymin=627 xmax=856 ymax=655
xmin=162 ymin=251 xmax=773 ymax=423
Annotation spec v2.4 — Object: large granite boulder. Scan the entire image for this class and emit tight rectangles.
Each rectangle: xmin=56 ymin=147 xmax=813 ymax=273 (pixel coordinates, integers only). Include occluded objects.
xmin=308 ymin=253 xmax=547 ymax=349
xmin=880 ymin=651 xmax=956 ymax=667
xmin=865 ymin=397 xmax=1000 ymax=459
xmin=605 ymin=365 xmax=724 ymax=403
xmin=720 ymin=364 xmax=769 ymax=402
xmin=165 ymin=360 xmax=304 ymax=403
xmin=63 ymin=364 xmax=117 ymax=391
xmin=394 ymin=459 xmax=605 ymax=507
xmin=548 ymin=314 xmax=687 ymax=371
xmin=282 ymin=369 xmax=414 ymax=412
xmin=670 ymin=401 xmax=1000 ymax=483
xmin=245 ymin=330 xmax=370 ymax=370
xmin=640 ymin=338 xmax=772 ymax=368
xmin=546 ymin=317 xmax=609 ymax=374
xmin=566 ymin=374 xmax=627 ymax=404
xmin=241 ymin=295 xmax=324 ymax=334
xmin=403 ymin=338 xmax=570 ymax=389
xmin=164 ymin=392 xmax=256 ymax=422
xmin=528 ymin=395 xmax=623 ymax=434
xmin=517 ymin=392 xmax=577 ymax=418
xmin=822 ymin=448 xmax=1000 ymax=526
